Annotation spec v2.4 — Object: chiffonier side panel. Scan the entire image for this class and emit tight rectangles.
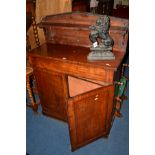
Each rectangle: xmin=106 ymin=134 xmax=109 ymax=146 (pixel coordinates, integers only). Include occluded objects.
xmin=34 ymin=68 xmax=69 ymax=121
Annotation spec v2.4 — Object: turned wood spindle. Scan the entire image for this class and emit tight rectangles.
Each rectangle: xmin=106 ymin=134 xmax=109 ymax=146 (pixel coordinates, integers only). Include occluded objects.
xmin=114 ymin=81 xmax=123 ymax=85
xmin=26 ymin=67 xmax=38 ymax=112
xmin=121 ymin=63 xmax=129 ymax=77
xmin=32 ymin=16 xmax=40 ymax=47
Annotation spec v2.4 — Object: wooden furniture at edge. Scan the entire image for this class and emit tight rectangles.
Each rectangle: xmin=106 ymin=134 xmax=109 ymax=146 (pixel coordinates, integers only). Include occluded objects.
xmin=72 ymin=0 xmax=90 ymax=12
xmin=112 ymin=4 xmax=129 ymax=19
xmin=26 ymin=67 xmax=38 ymax=112
xmin=28 ymin=12 xmax=129 ymax=151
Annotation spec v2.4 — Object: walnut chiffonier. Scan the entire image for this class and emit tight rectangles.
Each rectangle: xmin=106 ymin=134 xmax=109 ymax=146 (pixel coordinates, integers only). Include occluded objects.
xmin=28 ymin=12 xmax=128 ymax=151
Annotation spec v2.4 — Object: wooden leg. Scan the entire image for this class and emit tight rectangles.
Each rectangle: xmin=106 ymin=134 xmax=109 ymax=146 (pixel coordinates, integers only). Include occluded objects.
xmin=114 ymin=96 xmax=123 ymax=118
xmin=115 ymin=101 xmax=123 ymax=118
xmin=26 ymin=77 xmax=38 ymax=112
xmin=121 ymin=95 xmax=128 ymax=100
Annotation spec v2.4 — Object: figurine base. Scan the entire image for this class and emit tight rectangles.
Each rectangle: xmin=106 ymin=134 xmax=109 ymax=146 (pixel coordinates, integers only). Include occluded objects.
xmin=87 ymin=51 xmax=115 ymax=61
xmin=90 ymin=45 xmax=112 ymax=51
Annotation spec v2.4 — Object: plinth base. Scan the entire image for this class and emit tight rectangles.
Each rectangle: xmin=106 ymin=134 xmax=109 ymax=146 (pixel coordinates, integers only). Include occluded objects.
xmin=87 ymin=51 xmax=115 ymax=61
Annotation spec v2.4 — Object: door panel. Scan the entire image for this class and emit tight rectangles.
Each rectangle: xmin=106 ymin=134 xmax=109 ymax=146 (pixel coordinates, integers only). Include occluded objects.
xmin=67 ymin=85 xmax=114 ymax=150
xmin=34 ymin=68 xmax=69 ymax=121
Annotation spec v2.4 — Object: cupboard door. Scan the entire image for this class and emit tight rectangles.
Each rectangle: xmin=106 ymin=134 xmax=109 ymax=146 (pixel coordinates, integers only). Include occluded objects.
xmin=34 ymin=68 xmax=69 ymax=121
xmin=67 ymin=85 xmax=114 ymax=150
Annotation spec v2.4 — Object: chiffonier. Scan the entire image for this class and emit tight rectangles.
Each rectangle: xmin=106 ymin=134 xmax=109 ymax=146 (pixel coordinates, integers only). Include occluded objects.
xmin=28 ymin=12 xmax=128 ymax=151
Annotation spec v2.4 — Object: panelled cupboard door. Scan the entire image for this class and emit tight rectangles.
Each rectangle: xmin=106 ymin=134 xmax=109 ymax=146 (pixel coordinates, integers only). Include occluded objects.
xmin=67 ymin=85 xmax=115 ymax=151
xmin=34 ymin=68 xmax=69 ymax=121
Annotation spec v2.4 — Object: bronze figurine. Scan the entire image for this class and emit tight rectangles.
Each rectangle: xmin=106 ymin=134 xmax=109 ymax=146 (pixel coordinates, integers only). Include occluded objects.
xmin=87 ymin=15 xmax=115 ymax=60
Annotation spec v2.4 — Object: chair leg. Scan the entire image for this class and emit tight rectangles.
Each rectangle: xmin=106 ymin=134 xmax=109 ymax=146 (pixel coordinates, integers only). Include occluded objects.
xmin=114 ymin=96 xmax=123 ymax=118
xmin=114 ymin=101 xmax=123 ymax=118
xmin=26 ymin=77 xmax=38 ymax=112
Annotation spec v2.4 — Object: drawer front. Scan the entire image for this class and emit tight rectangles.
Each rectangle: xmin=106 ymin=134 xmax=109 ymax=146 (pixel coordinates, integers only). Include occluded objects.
xmin=67 ymin=85 xmax=115 ymax=150
xmin=29 ymin=56 xmax=114 ymax=83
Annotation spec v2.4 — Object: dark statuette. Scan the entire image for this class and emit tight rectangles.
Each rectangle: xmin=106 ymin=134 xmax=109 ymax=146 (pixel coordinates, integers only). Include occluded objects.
xmin=87 ymin=15 xmax=115 ymax=61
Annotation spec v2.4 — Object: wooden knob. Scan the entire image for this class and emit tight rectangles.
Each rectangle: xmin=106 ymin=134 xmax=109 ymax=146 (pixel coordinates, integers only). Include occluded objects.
xmin=121 ymin=63 xmax=129 ymax=77
xmin=122 ymin=64 xmax=129 ymax=67
xmin=114 ymin=81 xmax=123 ymax=85
xmin=115 ymin=96 xmax=122 ymax=102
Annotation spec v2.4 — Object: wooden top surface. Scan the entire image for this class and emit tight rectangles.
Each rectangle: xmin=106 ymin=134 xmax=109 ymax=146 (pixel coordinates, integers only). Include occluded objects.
xmin=39 ymin=12 xmax=128 ymax=29
xmin=28 ymin=43 xmax=126 ymax=71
